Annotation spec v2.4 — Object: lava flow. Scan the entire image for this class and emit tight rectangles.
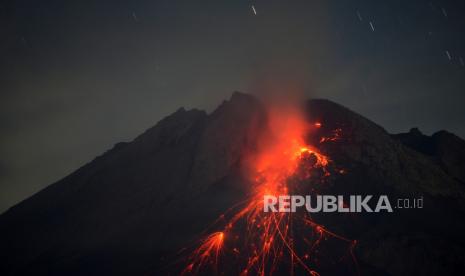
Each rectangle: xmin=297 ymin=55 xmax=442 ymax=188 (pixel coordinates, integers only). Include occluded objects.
xmin=182 ymin=107 xmax=358 ymax=276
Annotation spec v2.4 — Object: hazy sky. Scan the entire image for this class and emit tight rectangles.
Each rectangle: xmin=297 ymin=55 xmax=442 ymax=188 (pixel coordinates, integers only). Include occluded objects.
xmin=1 ymin=0 xmax=464 ymax=213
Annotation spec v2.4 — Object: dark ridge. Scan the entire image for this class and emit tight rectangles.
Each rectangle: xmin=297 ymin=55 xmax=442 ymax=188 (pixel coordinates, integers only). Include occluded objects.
xmin=391 ymin=128 xmax=435 ymax=155
xmin=1 ymin=93 xmax=464 ymax=275
xmin=392 ymin=128 xmax=465 ymax=183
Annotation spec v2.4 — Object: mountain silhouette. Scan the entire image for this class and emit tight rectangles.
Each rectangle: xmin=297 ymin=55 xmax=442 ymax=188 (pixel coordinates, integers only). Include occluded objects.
xmin=1 ymin=92 xmax=464 ymax=275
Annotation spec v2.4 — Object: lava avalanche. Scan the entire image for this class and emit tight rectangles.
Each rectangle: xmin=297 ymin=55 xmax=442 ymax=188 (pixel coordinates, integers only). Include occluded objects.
xmin=182 ymin=106 xmax=358 ymax=275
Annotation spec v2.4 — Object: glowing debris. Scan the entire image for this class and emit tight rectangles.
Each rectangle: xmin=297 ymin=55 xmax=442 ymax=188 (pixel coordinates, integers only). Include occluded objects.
xmin=183 ymin=109 xmax=356 ymax=275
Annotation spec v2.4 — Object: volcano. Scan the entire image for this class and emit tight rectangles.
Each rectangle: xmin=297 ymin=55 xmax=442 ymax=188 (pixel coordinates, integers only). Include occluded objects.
xmin=1 ymin=92 xmax=465 ymax=276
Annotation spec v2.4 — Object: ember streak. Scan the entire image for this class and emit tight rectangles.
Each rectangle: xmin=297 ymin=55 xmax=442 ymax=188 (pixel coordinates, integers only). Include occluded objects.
xmin=182 ymin=108 xmax=359 ymax=275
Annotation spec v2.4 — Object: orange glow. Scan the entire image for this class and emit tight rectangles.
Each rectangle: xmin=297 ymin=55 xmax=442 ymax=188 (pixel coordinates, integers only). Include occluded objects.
xmin=183 ymin=106 xmax=357 ymax=275
xmin=182 ymin=232 xmax=225 ymax=274
xmin=319 ymin=128 xmax=342 ymax=143
xmin=252 ymin=108 xmax=328 ymax=196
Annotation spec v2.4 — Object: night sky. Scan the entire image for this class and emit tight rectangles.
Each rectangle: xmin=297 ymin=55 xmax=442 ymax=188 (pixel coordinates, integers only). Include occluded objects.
xmin=1 ymin=0 xmax=464 ymax=213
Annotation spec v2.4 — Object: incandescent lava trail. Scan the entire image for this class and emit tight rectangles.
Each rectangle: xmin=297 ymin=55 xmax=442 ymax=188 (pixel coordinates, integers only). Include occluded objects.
xmin=182 ymin=106 xmax=358 ymax=276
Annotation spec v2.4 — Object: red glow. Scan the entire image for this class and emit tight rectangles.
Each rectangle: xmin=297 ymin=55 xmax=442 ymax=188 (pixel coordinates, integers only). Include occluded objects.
xmin=319 ymin=128 xmax=342 ymax=143
xmin=183 ymin=106 xmax=358 ymax=275
xmin=182 ymin=232 xmax=224 ymax=274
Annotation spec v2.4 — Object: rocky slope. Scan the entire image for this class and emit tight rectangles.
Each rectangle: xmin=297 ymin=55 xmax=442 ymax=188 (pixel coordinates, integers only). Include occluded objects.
xmin=0 ymin=92 xmax=464 ymax=275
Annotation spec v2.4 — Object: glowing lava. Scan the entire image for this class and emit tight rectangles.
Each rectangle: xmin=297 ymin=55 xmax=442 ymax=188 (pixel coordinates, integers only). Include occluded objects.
xmin=183 ymin=232 xmax=225 ymax=274
xmin=182 ymin=107 xmax=358 ymax=275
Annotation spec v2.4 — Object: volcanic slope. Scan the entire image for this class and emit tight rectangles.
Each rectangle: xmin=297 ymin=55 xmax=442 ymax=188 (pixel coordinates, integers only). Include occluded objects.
xmin=1 ymin=92 xmax=464 ymax=275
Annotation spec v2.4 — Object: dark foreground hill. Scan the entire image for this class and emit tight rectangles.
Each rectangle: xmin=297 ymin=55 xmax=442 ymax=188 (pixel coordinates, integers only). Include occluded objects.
xmin=1 ymin=92 xmax=464 ymax=275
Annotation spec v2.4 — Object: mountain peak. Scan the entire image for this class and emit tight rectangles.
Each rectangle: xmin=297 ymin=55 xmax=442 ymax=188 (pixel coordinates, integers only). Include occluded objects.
xmin=1 ymin=93 xmax=465 ymax=275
